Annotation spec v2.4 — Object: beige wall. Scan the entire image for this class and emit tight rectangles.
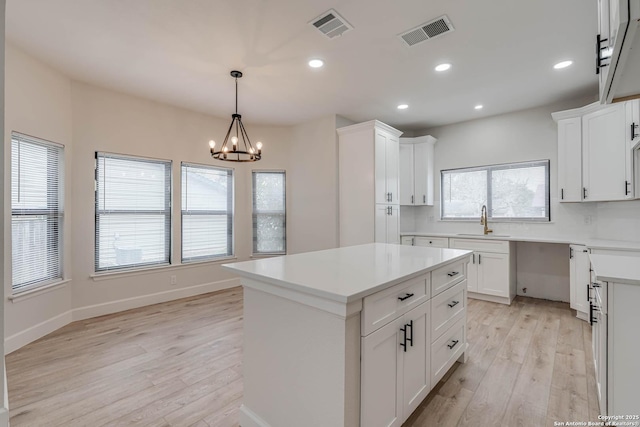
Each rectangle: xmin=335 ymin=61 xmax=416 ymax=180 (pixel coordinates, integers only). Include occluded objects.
xmin=4 ymin=43 xmax=294 ymax=352
xmin=288 ymin=115 xmax=339 ymax=253
xmin=4 ymin=43 xmax=74 ymax=350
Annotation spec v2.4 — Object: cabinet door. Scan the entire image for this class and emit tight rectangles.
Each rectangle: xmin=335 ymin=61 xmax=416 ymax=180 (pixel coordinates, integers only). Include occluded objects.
xmin=413 ymin=142 xmax=434 ymax=206
xmin=386 ymin=135 xmax=400 ymax=204
xmin=557 ymin=117 xmax=583 ymax=202
xmin=467 ymin=253 xmax=479 ymax=293
xmin=401 ymin=236 xmax=414 ymax=246
xmin=477 ymin=252 xmax=509 ymax=297
xmin=375 ymin=205 xmax=388 ymax=243
xmin=582 ymin=103 xmax=629 ymax=201
xmin=625 ymin=100 xmax=639 ymax=198
xmin=361 ymin=318 xmax=403 ymax=427
xmin=570 ymin=245 xmax=590 ymax=315
xmin=375 ymin=131 xmax=389 ymax=204
xmin=399 ymin=144 xmax=415 ymax=205
xmin=402 ymin=302 xmax=430 ymax=420
xmin=387 ymin=206 xmax=400 ymax=244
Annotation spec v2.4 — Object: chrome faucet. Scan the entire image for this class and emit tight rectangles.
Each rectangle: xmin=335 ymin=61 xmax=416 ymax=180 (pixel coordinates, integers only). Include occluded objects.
xmin=480 ymin=205 xmax=493 ymax=235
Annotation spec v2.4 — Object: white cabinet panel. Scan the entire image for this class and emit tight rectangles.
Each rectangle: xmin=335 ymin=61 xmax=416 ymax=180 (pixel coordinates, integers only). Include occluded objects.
xmin=477 ymin=252 xmax=510 ymax=298
xmin=399 ymin=144 xmax=414 ymax=205
xmin=402 ymin=302 xmax=430 ymax=417
xmin=557 ymin=117 xmax=583 ymax=202
xmin=361 ymin=318 xmax=403 ymax=427
xmin=401 ymin=236 xmax=414 ymax=246
xmin=582 ymin=103 xmax=630 ymax=201
xmin=466 ymin=254 xmax=479 ymax=293
xmin=414 ymin=236 xmax=448 ymax=248
xmin=375 ymin=131 xmax=389 ymax=205
xmin=414 ymin=141 xmax=434 ymax=206
xmin=386 ymin=135 xmax=400 ymax=204
xmin=570 ymin=245 xmax=590 ymax=317
xmin=375 ymin=205 xmax=400 ymax=244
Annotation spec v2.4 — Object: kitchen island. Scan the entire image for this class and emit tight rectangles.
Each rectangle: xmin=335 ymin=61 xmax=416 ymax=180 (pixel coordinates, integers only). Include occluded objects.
xmin=223 ymin=243 xmax=472 ymax=427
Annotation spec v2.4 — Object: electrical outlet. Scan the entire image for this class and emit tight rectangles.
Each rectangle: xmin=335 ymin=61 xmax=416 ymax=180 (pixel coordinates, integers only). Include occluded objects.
xmin=584 ymin=215 xmax=592 ymax=225
xmin=170 ymin=275 xmax=177 ymax=285
xmin=428 ymin=216 xmax=434 ymax=223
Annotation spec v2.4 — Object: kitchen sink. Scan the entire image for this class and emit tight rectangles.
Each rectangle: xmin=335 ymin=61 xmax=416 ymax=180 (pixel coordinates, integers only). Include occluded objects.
xmin=456 ymin=233 xmax=510 ymax=238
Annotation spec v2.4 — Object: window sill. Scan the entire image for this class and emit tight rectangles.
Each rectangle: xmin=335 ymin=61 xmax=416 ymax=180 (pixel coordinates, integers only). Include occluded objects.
xmin=8 ymin=279 xmax=71 ymax=303
xmin=250 ymin=253 xmax=286 ymax=259
xmin=91 ymin=257 xmax=237 ymax=282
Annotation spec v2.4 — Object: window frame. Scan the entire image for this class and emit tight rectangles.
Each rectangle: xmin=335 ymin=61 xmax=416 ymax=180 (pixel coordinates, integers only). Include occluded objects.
xmin=180 ymin=162 xmax=234 ymax=263
xmin=440 ymin=160 xmax=550 ymax=222
xmin=11 ymin=132 xmax=65 ymax=294
xmin=94 ymin=152 xmax=172 ymax=273
xmin=252 ymin=170 xmax=287 ymax=256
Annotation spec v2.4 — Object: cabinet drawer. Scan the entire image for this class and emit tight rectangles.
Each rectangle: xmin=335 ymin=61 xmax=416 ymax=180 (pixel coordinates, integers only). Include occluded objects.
xmin=431 ymin=318 xmax=466 ymax=385
xmin=414 ymin=236 xmax=449 ymax=248
xmin=362 ymin=274 xmax=430 ymax=336
xmin=449 ymin=238 xmax=510 ymax=254
xmin=431 ymin=281 xmax=466 ymax=342
xmin=431 ymin=260 xmax=465 ymax=297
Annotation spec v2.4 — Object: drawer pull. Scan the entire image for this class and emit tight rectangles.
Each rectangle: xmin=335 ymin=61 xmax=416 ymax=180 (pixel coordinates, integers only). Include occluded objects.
xmin=447 ymin=300 xmax=460 ymax=308
xmin=447 ymin=271 xmax=460 ymax=277
xmin=447 ymin=339 xmax=459 ymax=350
xmin=398 ymin=293 xmax=415 ymax=302
xmin=592 ymin=282 xmax=600 ymax=288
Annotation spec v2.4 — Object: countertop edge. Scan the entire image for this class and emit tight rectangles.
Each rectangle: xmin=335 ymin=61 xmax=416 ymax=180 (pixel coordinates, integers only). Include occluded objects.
xmin=222 ymin=250 xmax=473 ymax=304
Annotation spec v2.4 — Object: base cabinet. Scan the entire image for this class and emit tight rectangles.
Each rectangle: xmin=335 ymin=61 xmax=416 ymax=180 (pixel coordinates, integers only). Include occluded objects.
xmin=375 ymin=205 xmax=400 ymax=244
xmin=361 ymin=259 xmax=469 ymax=425
xmin=570 ymin=245 xmax=590 ymax=319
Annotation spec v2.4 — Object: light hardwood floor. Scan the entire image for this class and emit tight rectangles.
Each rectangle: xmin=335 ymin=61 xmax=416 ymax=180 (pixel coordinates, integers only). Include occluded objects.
xmin=6 ymin=288 xmax=600 ymax=427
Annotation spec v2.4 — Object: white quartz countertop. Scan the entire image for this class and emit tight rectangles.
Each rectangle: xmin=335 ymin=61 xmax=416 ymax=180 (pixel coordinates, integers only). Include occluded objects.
xmin=589 ymin=254 xmax=640 ymax=286
xmin=222 ymin=243 xmax=472 ymax=303
xmin=400 ymin=231 xmax=640 ymax=251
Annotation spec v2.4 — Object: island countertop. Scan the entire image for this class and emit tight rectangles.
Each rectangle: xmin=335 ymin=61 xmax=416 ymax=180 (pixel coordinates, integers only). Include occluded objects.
xmin=222 ymin=243 xmax=471 ymax=303
xmin=589 ymin=254 xmax=640 ymax=286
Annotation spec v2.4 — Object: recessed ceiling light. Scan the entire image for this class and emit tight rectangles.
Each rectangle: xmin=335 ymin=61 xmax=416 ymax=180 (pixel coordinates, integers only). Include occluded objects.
xmin=397 ymin=104 xmax=409 ymax=110
xmin=308 ymin=59 xmax=324 ymax=68
xmin=553 ymin=60 xmax=573 ymax=69
xmin=474 ymin=104 xmax=483 ymax=110
xmin=435 ymin=63 xmax=451 ymax=72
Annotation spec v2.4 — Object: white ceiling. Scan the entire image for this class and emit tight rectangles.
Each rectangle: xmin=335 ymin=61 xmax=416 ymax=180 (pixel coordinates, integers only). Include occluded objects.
xmin=6 ymin=0 xmax=598 ymax=130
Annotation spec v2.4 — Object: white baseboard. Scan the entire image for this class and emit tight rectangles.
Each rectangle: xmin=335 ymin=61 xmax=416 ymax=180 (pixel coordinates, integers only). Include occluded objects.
xmin=72 ymin=278 xmax=240 ymax=321
xmin=5 ymin=278 xmax=240 ymax=354
xmin=5 ymin=310 xmax=73 ymax=354
xmin=467 ymin=292 xmax=512 ymax=305
xmin=239 ymin=405 xmax=272 ymax=427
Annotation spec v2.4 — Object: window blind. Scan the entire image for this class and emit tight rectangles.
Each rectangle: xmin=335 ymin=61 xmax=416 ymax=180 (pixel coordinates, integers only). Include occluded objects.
xmin=181 ymin=163 xmax=234 ymax=262
xmin=252 ymin=171 xmax=286 ymax=255
xmin=95 ymin=152 xmax=172 ymax=272
xmin=11 ymin=133 xmax=64 ymax=293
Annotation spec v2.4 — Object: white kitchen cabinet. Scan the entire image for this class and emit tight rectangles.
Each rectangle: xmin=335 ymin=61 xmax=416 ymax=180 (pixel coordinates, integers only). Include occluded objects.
xmin=414 ymin=236 xmax=448 ymax=248
xmin=570 ymin=245 xmax=590 ymax=320
xmin=557 ymin=117 xmax=583 ymax=202
xmin=375 ymin=129 xmax=400 ymax=204
xmin=375 ymin=205 xmax=400 ymax=244
xmin=582 ymin=102 xmax=633 ymax=201
xmin=552 ymin=100 xmax=639 ymax=203
xmin=401 ymin=236 xmax=414 ymax=246
xmin=597 ymin=0 xmax=640 ymax=103
xmin=399 ymin=136 xmax=437 ymax=206
xmin=449 ymin=238 xmax=516 ymax=305
xmin=338 ymin=120 xmax=403 ymax=246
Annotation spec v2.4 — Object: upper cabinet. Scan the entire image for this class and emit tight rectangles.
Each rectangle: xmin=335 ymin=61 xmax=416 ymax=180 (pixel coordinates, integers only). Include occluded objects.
xmin=338 ymin=120 xmax=403 ymax=246
xmin=399 ymin=136 xmax=437 ymax=206
xmin=597 ymin=0 xmax=640 ymax=103
xmin=553 ymin=100 xmax=639 ymax=202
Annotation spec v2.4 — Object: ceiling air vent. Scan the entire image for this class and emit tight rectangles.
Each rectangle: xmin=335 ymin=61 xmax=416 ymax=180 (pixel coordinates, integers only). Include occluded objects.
xmin=399 ymin=15 xmax=455 ymax=47
xmin=310 ymin=9 xmax=353 ymax=39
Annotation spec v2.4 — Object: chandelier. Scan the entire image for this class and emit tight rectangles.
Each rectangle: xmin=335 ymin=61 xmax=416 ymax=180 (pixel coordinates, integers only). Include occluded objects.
xmin=209 ymin=70 xmax=262 ymax=162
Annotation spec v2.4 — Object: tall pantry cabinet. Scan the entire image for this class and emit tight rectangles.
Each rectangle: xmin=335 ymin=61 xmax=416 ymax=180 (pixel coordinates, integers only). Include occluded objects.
xmin=338 ymin=120 xmax=403 ymax=246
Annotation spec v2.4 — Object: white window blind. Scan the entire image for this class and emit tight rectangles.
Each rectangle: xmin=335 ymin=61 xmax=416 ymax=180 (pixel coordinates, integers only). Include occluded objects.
xmin=95 ymin=153 xmax=172 ymax=272
xmin=181 ymin=163 xmax=234 ymax=262
xmin=252 ymin=171 xmax=286 ymax=255
xmin=11 ymin=133 xmax=64 ymax=293
xmin=441 ymin=160 xmax=550 ymax=221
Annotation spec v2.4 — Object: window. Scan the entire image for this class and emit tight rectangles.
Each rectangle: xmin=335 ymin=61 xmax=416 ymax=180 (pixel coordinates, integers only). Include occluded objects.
xmin=441 ymin=160 xmax=550 ymax=221
xmin=11 ymin=133 xmax=64 ymax=293
xmin=252 ymin=171 xmax=286 ymax=254
xmin=181 ymin=163 xmax=234 ymax=262
xmin=95 ymin=153 xmax=171 ymax=272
